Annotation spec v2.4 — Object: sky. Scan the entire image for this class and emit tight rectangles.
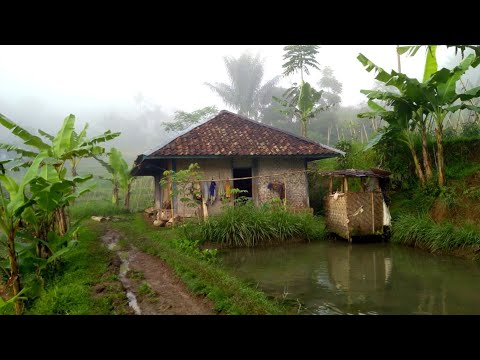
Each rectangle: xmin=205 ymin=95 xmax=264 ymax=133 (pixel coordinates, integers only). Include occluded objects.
xmin=0 ymin=45 xmax=446 ymax=113
xmin=0 ymin=45 xmax=455 ymax=155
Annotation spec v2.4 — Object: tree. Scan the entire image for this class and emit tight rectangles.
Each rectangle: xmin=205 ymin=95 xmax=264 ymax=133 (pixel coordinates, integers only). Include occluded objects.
xmin=0 ymin=113 xmax=117 ymax=234
xmin=358 ymin=48 xmax=480 ymax=187
xmin=205 ymin=52 xmax=280 ymax=120
xmin=0 ymin=154 xmax=45 ymax=314
xmin=163 ymin=106 xmax=218 ymax=132
xmin=282 ymin=45 xmax=320 ymax=82
xmin=95 ymin=148 xmax=134 ymax=210
xmin=274 ymin=83 xmax=328 ymax=138
xmin=276 ymin=45 xmax=329 ymax=138
xmin=317 ymin=66 xmax=343 ymax=107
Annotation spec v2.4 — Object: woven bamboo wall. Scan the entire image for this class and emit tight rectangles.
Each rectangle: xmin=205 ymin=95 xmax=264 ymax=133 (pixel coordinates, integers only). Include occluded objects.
xmin=325 ymin=195 xmax=349 ymax=239
xmin=346 ymin=192 xmax=384 ymax=237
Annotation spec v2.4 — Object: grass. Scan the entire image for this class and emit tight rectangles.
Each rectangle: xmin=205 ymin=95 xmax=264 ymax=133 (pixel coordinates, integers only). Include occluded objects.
xmin=69 ymin=201 xmax=130 ymax=222
xmin=138 ymin=282 xmax=157 ymax=298
xmin=391 ymin=213 xmax=480 ymax=254
xmin=27 ymin=223 xmax=130 ymax=315
xmin=111 ymin=214 xmax=288 ymax=314
xmin=200 ymin=202 xmax=327 ymax=248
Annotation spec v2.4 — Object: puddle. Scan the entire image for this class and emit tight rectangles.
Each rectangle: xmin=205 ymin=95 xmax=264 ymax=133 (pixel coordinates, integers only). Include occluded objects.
xmin=102 ymin=231 xmax=141 ymax=315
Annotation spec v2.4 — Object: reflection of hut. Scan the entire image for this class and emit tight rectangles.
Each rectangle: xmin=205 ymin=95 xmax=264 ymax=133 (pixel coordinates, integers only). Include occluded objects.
xmin=327 ymin=244 xmax=392 ymax=293
xmin=321 ymin=169 xmax=391 ymax=242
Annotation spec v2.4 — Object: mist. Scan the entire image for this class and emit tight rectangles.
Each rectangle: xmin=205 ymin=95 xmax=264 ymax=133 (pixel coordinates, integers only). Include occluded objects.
xmin=0 ymin=45 xmax=463 ymax=164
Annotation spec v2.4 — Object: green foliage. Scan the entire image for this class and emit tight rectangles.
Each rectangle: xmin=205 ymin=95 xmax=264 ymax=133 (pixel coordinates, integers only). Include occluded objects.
xmin=200 ymin=200 xmax=326 ymax=247
xmin=160 ymin=163 xmax=204 ymax=216
xmin=461 ymin=121 xmax=480 ymax=137
xmin=282 ymin=45 xmax=320 ymax=79
xmin=163 ymin=106 xmax=218 ymax=132
xmin=391 ymin=213 xmax=480 ymax=253
xmin=138 ymin=282 xmax=156 ymax=298
xmin=172 ymin=237 xmax=218 ymax=264
xmin=95 ymin=147 xmax=134 ymax=209
xmin=29 ymin=225 xmax=130 ymax=314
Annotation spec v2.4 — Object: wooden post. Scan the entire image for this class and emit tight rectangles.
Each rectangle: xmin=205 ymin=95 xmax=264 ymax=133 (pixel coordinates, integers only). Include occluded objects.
xmin=329 ymin=177 xmax=333 ymax=193
xmin=371 ymin=192 xmax=375 ymax=233
xmin=154 ymin=175 xmax=161 ymax=209
xmin=343 ymin=176 xmax=348 ymax=193
xmin=283 ymin=175 xmax=287 ymax=209
xmin=361 ymin=178 xmax=366 ymax=192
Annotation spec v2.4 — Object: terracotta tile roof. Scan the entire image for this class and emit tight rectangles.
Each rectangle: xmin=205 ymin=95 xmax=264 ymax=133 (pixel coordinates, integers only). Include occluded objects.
xmin=148 ymin=110 xmax=343 ymax=158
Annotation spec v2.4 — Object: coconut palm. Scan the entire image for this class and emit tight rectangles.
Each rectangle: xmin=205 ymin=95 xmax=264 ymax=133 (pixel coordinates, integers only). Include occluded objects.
xmin=205 ymin=52 xmax=280 ymax=121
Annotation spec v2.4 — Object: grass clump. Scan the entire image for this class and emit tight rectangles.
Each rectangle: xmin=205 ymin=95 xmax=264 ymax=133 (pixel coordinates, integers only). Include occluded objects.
xmin=391 ymin=213 xmax=480 ymax=253
xmin=200 ymin=201 xmax=326 ymax=247
xmin=138 ymin=282 xmax=157 ymax=298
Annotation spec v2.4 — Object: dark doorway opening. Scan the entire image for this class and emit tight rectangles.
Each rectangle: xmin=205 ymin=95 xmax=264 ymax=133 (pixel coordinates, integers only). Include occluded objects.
xmin=233 ymin=168 xmax=252 ymax=200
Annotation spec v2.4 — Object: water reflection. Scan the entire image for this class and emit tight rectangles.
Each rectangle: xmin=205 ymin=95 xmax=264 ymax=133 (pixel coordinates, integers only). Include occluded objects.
xmin=220 ymin=241 xmax=480 ymax=315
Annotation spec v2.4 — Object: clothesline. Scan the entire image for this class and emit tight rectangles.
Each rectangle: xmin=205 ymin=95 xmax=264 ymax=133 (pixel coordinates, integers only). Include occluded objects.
xmin=163 ymin=169 xmax=314 ymax=184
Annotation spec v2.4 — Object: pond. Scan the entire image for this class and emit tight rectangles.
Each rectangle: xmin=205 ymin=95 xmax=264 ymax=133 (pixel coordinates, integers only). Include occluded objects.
xmin=220 ymin=241 xmax=480 ymax=315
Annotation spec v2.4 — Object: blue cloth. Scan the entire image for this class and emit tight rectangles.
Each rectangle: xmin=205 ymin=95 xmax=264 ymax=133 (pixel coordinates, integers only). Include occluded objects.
xmin=209 ymin=181 xmax=216 ymax=196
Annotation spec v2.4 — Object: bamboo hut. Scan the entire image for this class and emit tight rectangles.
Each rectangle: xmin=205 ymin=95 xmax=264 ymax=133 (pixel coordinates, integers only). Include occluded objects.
xmin=321 ymin=169 xmax=391 ymax=242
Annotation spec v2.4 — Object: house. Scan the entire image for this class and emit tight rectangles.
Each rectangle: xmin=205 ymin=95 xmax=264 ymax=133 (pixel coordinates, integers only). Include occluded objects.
xmin=131 ymin=110 xmax=344 ymax=218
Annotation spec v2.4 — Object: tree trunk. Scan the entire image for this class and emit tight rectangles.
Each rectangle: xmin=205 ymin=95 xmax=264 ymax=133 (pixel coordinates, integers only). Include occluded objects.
xmin=409 ymin=145 xmax=426 ymax=186
xmin=124 ymin=183 xmax=131 ymax=210
xmin=435 ymin=126 xmax=445 ymax=187
xmin=7 ymin=228 xmax=23 ymax=315
xmin=301 ymin=120 xmax=307 ymax=138
xmin=113 ymin=185 xmax=119 ymax=206
xmin=420 ymin=125 xmax=433 ymax=181
xmin=55 ymin=206 xmax=68 ymax=237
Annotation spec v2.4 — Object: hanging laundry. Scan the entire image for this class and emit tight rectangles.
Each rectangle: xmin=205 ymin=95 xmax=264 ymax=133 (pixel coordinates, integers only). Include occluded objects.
xmin=267 ymin=181 xmax=285 ymax=200
xmin=217 ymin=180 xmax=225 ymax=200
xmin=203 ymin=182 xmax=210 ymax=203
xmin=225 ymin=179 xmax=231 ymax=199
xmin=209 ymin=180 xmax=217 ymax=205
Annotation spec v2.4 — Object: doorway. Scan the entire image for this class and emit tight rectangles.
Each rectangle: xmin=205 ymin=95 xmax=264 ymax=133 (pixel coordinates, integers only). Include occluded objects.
xmin=233 ymin=168 xmax=252 ymax=200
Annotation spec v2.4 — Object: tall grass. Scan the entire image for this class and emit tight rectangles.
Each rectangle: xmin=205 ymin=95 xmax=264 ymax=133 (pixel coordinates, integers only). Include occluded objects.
xmin=391 ymin=213 xmax=480 ymax=253
xmin=201 ymin=202 xmax=326 ymax=247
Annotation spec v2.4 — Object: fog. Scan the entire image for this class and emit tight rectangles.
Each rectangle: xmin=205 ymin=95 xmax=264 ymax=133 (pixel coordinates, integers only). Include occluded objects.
xmin=0 ymin=45 xmax=458 ymax=161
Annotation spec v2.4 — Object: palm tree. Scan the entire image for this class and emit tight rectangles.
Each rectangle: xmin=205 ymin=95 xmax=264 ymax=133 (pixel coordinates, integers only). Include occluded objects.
xmin=205 ymin=52 xmax=280 ymax=120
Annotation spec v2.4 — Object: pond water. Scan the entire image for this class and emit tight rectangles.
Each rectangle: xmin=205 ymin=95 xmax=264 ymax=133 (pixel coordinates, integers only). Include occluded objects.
xmin=220 ymin=241 xmax=480 ymax=315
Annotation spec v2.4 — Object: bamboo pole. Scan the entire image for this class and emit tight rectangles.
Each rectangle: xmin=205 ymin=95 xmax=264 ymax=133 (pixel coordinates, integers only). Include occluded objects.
xmin=371 ymin=192 xmax=375 ymax=233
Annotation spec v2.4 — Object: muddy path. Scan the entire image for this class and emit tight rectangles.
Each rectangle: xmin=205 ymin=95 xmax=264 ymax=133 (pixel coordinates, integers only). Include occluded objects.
xmin=101 ymin=229 xmax=214 ymax=315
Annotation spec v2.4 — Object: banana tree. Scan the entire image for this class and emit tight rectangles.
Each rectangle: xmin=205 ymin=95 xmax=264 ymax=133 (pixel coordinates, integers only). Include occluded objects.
xmin=0 ymin=114 xmax=121 ymax=177
xmin=0 ymin=113 xmax=120 ymax=233
xmin=95 ymin=148 xmax=134 ymax=210
xmin=0 ymin=152 xmax=46 ymax=314
xmin=274 ymin=81 xmax=328 ymax=137
xmin=358 ymin=51 xmax=480 ymax=187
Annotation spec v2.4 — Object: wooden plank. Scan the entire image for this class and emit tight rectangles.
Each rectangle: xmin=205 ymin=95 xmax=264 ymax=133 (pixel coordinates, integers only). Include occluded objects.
xmin=154 ymin=175 xmax=161 ymax=209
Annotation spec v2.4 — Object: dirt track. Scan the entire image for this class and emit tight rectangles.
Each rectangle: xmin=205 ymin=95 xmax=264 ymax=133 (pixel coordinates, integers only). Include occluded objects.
xmin=101 ymin=230 xmax=213 ymax=315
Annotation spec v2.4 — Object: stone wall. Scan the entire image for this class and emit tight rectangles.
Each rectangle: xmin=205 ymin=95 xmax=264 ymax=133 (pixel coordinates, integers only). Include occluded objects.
xmin=255 ymin=158 xmax=309 ymax=209
xmin=166 ymin=157 xmax=310 ymax=218
xmin=174 ymin=159 xmax=233 ymax=217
